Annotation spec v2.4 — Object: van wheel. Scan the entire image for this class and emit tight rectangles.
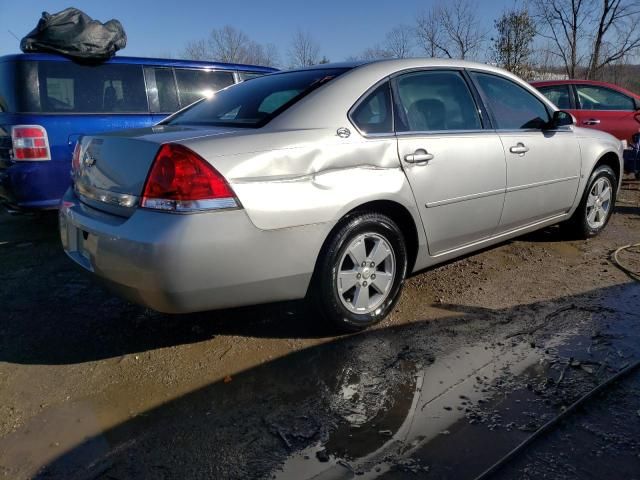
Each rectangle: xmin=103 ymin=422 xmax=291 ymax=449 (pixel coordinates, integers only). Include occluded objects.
xmin=564 ymin=165 xmax=616 ymax=239
xmin=310 ymin=212 xmax=407 ymax=332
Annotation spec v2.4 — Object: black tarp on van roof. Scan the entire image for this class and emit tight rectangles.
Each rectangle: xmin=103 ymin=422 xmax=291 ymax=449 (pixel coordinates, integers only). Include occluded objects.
xmin=20 ymin=8 xmax=126 ymax=62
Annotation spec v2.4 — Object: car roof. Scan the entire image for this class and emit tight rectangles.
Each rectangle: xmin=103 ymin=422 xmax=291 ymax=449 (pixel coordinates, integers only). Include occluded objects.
xmin=531 ymin=79 xmax=640 ymax=98
xmin=0 ymin=52 xmax=277 ymax=73
xmin=278 ymin=57 xmax=523 ymax=81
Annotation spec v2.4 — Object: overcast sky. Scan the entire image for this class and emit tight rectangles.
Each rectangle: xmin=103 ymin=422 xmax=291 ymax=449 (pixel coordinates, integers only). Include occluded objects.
xmin=0 ymin=0 xmax=516 ymax=62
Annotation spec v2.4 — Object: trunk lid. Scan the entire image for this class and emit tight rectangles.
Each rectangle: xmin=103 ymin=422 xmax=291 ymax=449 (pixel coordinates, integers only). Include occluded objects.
xmin=73 ymin=125 xmax=239 ymax=217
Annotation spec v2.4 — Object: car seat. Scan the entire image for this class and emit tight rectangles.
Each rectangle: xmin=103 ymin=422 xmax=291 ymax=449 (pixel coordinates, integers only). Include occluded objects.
xmin=407 ymin=98 xmax=447 ymax=131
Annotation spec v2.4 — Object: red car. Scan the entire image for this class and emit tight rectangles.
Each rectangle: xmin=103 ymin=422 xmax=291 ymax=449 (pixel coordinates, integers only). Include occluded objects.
xmin=531 ymin=80 xmax=640 ymax=144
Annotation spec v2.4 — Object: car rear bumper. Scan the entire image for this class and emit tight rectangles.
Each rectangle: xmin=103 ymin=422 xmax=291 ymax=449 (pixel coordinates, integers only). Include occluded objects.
xmin=59 ymin=188 xmax=327 ymax=313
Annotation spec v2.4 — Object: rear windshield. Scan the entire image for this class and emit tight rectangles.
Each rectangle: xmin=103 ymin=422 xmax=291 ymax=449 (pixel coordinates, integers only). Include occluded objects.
xmin=18 ymin=61 xmax=148 ymax=113
xmin=165 ymin=68 xmax=349 ymax=128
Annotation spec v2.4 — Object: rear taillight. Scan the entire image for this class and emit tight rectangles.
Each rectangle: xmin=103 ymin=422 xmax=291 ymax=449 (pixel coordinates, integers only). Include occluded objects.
xmin=11 ymin=125 xmax=51 ymax=161
xmin=141 ymin=143 xmax=239 ymax=213
xmin=71 ymin=142 xmax=82 ymax=175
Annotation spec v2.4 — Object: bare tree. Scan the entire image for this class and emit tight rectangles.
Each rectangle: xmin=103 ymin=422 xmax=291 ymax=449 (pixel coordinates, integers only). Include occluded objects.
xmin=181 ymin=26 xmax=279 ymax=67
xmin=384 ymin=25 xmax=414 ymax=58
xmin=288 ymin=29 xmax=320 ymax=68
xmin=532 ymin=0 xmax=592 ymax=78
xmin=492 ymin=8 xmax=537 ymax=78
xmin=586 ymin=0 xmax=640 ymax=79
xmin=208 ymin=25 xmax=252 ymax=63
xmin=182 ymin=39 xmax=209 ymax=60
xmin=416 ymin=0 xmax=486 ymax=60
xmin=243 ymin=41 xmax=280 ymax=67
xmin=416 ymin=8 xmax=450 ymax=57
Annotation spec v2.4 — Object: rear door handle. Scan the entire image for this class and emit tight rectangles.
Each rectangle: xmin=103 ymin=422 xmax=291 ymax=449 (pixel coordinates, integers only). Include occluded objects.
xmin=404 ymin=149 xmax=434 ymax=163
xmin=583 ymin=118 xmax=601 ymax=125
xmin=509 ymin=143 xmax=529 ymax=155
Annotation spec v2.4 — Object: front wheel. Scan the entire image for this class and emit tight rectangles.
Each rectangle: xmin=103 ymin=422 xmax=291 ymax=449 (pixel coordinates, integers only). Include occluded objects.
xmin=564 ymin=165 xmax=617 ymax=239
xmin=310 ymin=212 xmax=408 ymax=332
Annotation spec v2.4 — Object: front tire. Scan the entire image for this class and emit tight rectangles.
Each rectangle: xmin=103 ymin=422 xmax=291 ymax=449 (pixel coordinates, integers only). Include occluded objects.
xmin=564 ymin=165 xmax=617 ymax=239
xmin=310 ymin=212 xmax=408 ymax=332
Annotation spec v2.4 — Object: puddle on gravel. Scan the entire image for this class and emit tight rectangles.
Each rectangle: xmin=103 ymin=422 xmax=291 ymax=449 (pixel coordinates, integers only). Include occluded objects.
xmin=274 ymin=283 xmax=640 ymax=480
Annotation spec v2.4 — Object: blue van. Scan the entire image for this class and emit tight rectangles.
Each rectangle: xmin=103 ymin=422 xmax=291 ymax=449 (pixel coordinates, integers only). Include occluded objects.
xmin=0 ymin=53 xmax=276 ymax=211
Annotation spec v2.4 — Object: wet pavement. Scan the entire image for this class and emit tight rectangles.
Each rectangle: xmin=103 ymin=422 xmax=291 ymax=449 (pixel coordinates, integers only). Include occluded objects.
xmin=0 ymin=178 xmax=639 ymax=479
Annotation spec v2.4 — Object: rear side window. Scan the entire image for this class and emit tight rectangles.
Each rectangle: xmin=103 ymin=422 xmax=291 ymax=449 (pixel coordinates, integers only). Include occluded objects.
xmin=175 ymin=69 xmax=235 ymax=106
xmin=537 ymin=85 xmax=572 ymax=110
xmin=0 ymin=62 xmax=17 ymax=112
xmin=144 ymin=67 xmax=180 ymax=113
xmin=351 ymin=81 xmax=393 ymax=134
xmin=394 ymin=70 xmax=481 ymax=132
xmin=33 ymin=62 xmax=148 ymax=113
xmin=472 ymin=72 xmax=550 ymax=130
xmin=575 ymin=85 xmax=635 ymax=111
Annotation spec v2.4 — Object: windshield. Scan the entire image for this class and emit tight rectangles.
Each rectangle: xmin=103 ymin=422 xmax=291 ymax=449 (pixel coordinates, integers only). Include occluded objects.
xmin=165 ymin=68 xmax=350 ymax=128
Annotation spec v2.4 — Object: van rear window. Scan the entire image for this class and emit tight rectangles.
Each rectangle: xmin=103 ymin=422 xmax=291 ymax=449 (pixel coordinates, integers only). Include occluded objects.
xmin=40 ymin=62 xmax=147 ymax=113
xmin=15 ymin=61 xmax=148 ymax=113
xmin=0 ymin=62 xmax=17 ymax=113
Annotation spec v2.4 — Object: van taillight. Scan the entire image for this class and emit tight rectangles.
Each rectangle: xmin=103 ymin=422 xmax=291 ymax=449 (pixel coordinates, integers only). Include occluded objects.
xmin=11 ymin=125 xmax=51 ymax=161
xmin=71 ymin=142 xmax=81 ymax=174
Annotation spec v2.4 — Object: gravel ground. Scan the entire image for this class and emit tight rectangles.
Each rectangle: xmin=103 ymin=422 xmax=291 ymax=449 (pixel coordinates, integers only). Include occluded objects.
xmin=0 ymin=177 xmax=638 ymax=479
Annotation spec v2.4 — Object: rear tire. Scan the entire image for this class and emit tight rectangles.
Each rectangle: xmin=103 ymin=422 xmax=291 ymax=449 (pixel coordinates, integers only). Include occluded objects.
xmin=309 ymin=212 xmax=407 ymax=333
xmin=563 ymin=165 xmax=616 ymax=239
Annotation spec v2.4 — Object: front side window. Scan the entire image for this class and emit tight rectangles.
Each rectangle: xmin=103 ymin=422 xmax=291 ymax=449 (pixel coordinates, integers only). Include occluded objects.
xmin=575 ymin=85 xmax=635 ymax=111
xmin=175 ymin=69 xmax=235 ymax=106
xmin=394 ymin=70 xmax=482 ymax=132
xmin=37 ymin=62 xmax=147 ymax=113
xmin=471 ymin=72 xmax=550 ymax=130
xmin=537 ymin=84 xmax=572 ymax=110
xmin=166 ymin=68 xmax=349 ymax=128
xmin=351 ymin=81 xmax=392 ymax=134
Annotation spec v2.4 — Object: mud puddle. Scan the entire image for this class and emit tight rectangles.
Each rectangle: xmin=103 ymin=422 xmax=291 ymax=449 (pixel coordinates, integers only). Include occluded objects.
xmin=274 ymin=283 xmax=640 ymax=480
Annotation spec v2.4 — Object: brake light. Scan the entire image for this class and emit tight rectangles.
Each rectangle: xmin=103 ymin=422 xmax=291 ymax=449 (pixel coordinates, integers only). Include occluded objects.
xmin=11 ymin=125 xmax=51 ymax=161
xmin=141 ymin=143 xmax=239 ymax=212
xmin=71 ymin=142 xmax=82 ymax=175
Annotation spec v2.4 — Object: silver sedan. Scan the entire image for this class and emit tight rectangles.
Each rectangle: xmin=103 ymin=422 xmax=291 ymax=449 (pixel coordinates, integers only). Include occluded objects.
xmin=60 ymin=59 xmax=623 ymax=331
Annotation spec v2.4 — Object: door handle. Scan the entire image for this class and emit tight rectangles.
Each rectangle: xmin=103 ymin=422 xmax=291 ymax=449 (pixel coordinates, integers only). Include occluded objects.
xmin=509 ymin=143 xmax=529 ymax=155
xmin=583 ymin=118 xmax=601 ymax=125
xmin=404 ymin=149 xmax=434 ymax=163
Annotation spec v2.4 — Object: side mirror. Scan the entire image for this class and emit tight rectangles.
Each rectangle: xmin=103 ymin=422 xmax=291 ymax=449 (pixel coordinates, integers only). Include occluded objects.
xmin=549 ymin=110 xmax=576 ymax=128
xmin=634 ymin=98 xmax=640 ymax=111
